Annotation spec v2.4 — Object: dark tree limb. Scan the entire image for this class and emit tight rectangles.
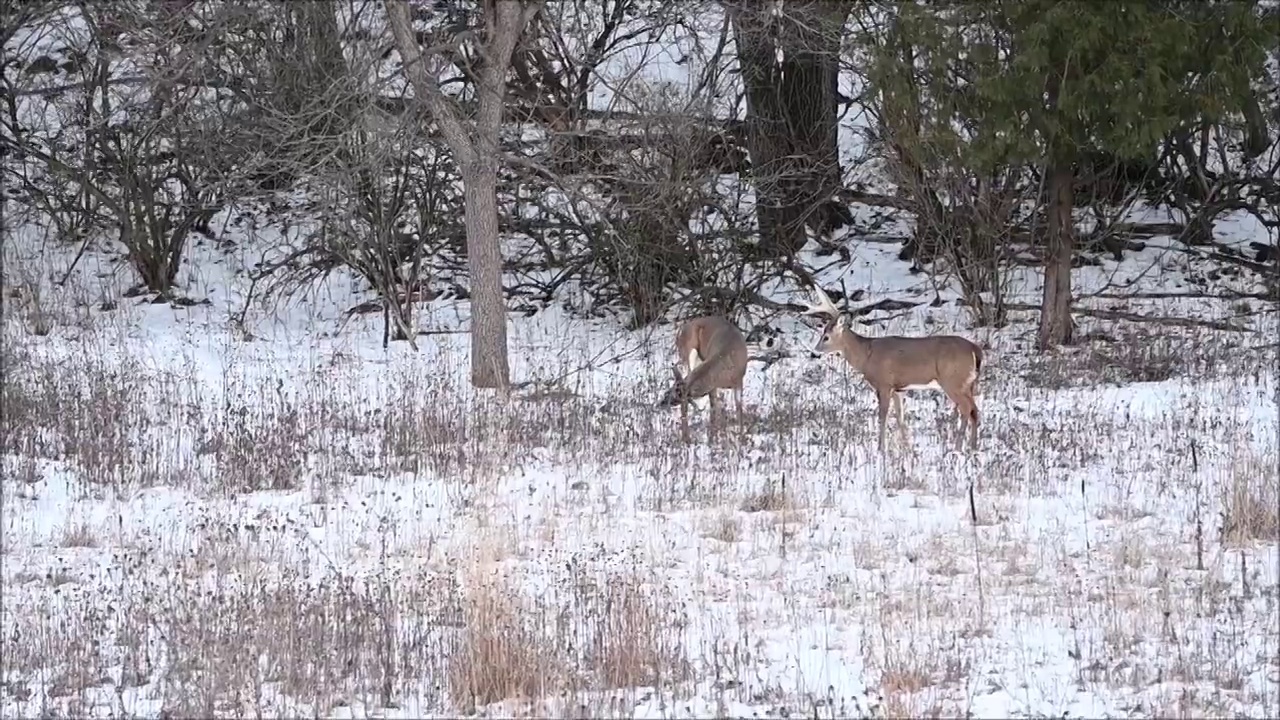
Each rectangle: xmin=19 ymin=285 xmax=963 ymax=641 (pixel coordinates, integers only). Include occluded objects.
xmin=1003 ymin=302 xmax=1255 ymax=333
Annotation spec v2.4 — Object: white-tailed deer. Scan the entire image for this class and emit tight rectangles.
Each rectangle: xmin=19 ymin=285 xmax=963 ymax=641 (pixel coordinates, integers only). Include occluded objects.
xmin=657 ymin=315 xmax=749 ymax=442
xmin=801 ymin=284 xmax=983 ymax=452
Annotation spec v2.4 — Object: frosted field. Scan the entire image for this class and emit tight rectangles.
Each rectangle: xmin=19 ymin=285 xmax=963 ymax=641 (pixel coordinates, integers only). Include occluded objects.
xmin=2 ymin=4 xmax=1278 ymax=715
xmin=2 ymin=209 xmax=1277 ymax=718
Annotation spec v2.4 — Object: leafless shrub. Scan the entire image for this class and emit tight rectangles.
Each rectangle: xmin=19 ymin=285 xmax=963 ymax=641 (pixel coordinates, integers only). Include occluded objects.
xmin=509 ymin=0 xmax=686 ymax=137
xmin=517 ymin=110 xmax=754 ymax=326
xmin=249 ymin=48 xmax=467 ymax=348
xmin=604 ymin=122 xmax=751 ymax=325
xmin=7 ymin=3 xmax=249 ymax=297
xmin=883 ymin=141 xmax=1027 ymax=327
xmin=301 ymin=140 xmax=461 ymax=349
xmin=232 ymin=1 xmax=369 ymax=189
xmin=847 ymin=8 xmax=1031 ymax=327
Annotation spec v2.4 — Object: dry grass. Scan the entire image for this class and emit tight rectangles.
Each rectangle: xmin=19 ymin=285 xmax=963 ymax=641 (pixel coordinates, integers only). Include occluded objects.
xmin=56 ymin=519 xmax=99 ymax=548
xmin=1 ymin=292 xmax=1277 ymax=718
xmin=1222 ymin=444 xmax=1280 ymax=545
xmin=1023 ymin=325 xmax=1253 ymax=389
xmin=447 ymin=563 xmax=688 ymax=714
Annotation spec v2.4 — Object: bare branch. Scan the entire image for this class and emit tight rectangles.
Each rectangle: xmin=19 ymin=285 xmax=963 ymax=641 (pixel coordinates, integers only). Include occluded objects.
xmin=382 ymin=0 xmax=477 ymax=164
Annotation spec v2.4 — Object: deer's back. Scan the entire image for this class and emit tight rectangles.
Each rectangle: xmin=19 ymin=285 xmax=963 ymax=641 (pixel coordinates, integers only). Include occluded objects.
xmin=677 ymin=315 xmax=749 ymax=392
xmin=866 ymin=334 xmax=981 ymax=387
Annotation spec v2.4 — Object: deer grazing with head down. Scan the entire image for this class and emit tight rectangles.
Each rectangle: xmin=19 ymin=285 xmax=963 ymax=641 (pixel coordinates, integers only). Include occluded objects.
xmin=801 ymin=284 xmax=983 ymax=452
xmin=657 ymin=315 xmax=749 ymax=442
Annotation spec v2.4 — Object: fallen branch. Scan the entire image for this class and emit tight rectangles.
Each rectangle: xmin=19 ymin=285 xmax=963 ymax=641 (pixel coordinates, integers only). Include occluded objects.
xmin=1110 ymin=221 xmax=1185 ymax=238
xmin=1078 ymin=306 xmax=1254 ymax=332
xmin=1002 ymin=302 xmax=1255 ymax=333
xmin=853 ymin=297 xmax=923 ymax=316
xmin=690 ymin=285 xmax=809 ymax=313
xmin=838 ymin=188 xmax=915 ymax=211
xmin=1163 ymin=244 xmax=1276 ymax=274
xmin=747 ymin=351 xmax=789 ymax=370
xmin=1083 ymin=289 xmax=1275 ymax=301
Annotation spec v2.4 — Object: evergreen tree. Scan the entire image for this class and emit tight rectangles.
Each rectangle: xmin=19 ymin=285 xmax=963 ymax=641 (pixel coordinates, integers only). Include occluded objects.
xmin=868 ymin=1 xmax=1277 ymax=348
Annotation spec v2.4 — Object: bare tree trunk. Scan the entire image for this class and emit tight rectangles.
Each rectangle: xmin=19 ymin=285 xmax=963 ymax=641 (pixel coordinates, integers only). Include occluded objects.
xmin=384 ymin=0 xmax=542 ymax=393
xmin=460 ymin=157 xmax=510 ymax=389
xmin=1038 ymin=159 xmax=1076 ymax=349
xmin=291 ymin=1 xmax=344 ymax=81
xmin=728 ymin=0 xmax=848 ymax=258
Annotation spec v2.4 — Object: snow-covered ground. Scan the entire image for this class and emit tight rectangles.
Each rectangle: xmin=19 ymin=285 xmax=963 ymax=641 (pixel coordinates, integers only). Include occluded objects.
xmin=3 ymin=3 xmax=1278 ymax=716
xmin=2 ymin=201 xmax=1277 ymax=718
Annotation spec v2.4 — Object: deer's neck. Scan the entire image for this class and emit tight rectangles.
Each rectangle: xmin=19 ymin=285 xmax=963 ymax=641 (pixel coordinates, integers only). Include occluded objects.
xmin=838 ymin=331 xmax=873 ymax=371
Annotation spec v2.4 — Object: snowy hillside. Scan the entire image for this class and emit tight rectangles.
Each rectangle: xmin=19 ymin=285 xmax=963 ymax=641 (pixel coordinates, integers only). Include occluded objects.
xmin=3 ymin=193 xmax=1277 ymax=718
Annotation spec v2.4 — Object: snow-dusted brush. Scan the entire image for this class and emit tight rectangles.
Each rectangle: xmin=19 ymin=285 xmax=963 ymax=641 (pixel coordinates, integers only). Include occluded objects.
xmin=657 ymin=315 xmax=749 ymax=443
xmin=801 ymin=283 xmax=984 ymax=453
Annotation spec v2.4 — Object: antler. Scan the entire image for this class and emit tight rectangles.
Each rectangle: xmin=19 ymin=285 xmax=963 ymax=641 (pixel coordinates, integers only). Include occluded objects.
xmin=800 ymin=283 xmax=842 ymax=320
xmin=799 ymin=284 xmax=849 ymax=354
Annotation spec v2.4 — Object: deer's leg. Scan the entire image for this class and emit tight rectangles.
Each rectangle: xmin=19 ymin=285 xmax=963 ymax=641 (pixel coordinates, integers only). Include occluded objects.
xmin=966 ymin=392 xmax=980 ymax=450
xmin=708 ymin=390 xmax=720 ymax=437
xmin=680 ymin=396 xmax=689 ymax=444
xmin=944 ymin=389 xmax=977 ymax=452
xmin=875 ymin=388 xmax=892 ymax=454
xmin=942 ymin=389 xmax=962 ymax=451
xmin=945 ymin=405 xmax=963 ymax=446
xmin=962 ymin=373 xmax=981 ymax=450
xmin=733 ymin=387 xmax=745 ymax=440
xmin=891 ymin=391 xmax=909 ymax=448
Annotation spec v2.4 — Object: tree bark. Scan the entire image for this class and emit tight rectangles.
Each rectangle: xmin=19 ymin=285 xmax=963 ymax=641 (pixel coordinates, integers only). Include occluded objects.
xmin=728 ymin=0 xmax=848 ymax=258
xmin=459 ymin=157 xmax=510 ymax=389
xmin=384 ymin=0 xmax=541 ymax=392
xmin=291 ymin=1 xmax=345 ymax=85
xmin=1038 ymin=158 xmax=1076 ymax=349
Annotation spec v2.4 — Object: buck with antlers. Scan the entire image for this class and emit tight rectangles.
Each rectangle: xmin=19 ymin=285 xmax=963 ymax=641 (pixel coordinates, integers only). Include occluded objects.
xmin=801 ymin=284 xmax=983 ymax=452
xmin=657 ymin=315 xmax=749 ymax=442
